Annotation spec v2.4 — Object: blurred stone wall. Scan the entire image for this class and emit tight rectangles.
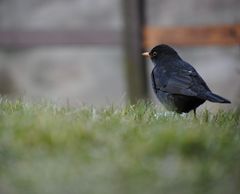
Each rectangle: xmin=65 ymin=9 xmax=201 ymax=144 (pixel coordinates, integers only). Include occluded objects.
xmin=0 ymin=0 xmax=239 ymax=110
xmin=0 ymin=0 xmax=125 ymax=106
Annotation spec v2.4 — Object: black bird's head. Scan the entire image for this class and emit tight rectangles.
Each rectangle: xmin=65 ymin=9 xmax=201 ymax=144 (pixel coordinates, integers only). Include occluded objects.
xmin=142 ymin=44 xmax=180 ymax=65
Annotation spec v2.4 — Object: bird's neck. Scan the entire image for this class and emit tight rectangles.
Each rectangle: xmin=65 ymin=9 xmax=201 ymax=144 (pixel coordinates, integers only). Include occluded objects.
xmin=152 ymin=54 xmax=181 ymax=66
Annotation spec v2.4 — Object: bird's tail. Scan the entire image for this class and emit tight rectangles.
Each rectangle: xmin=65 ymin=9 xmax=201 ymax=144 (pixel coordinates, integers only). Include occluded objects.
xmin=205 ymin=91 xmax=231 ymax=103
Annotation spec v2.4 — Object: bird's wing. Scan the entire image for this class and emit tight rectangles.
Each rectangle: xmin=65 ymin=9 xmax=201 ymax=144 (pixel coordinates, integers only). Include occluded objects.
xmin=152 ymin=67 xmax=200 ymax=96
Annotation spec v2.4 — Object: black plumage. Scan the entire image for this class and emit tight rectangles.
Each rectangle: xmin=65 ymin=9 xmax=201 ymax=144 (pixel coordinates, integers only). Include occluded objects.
xmin=143 ymin=44 xmax=231 ymax=114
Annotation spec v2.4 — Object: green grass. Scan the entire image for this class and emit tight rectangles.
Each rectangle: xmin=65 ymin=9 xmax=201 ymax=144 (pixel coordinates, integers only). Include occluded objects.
xmin=0 ymin=99 xmax=239 ymax=194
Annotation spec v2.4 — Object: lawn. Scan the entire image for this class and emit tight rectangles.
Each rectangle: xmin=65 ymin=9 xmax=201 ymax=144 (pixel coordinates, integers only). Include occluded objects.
xmin=0 ymin=99 xmax=239 ymax=194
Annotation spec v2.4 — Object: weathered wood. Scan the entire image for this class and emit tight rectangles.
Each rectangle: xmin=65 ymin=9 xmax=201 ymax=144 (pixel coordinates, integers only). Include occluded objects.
xmin=122 ymin=0 xmax=148 ymax=103
xmin=0 ymin=30 xmax=121 ymax=48
xmin=1 ymin=24 xmax=239 ymax=48
xmin=144 ymin=24 xmax=240 ymax=48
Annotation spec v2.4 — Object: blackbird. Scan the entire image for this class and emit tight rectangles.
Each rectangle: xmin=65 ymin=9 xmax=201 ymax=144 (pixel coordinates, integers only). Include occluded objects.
xmin=142 ymin=44 xmax=231 ymax=115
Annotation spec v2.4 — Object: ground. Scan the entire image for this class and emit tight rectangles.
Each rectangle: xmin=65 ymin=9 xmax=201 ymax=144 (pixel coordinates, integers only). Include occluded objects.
xmin=0 ymin=99 xmax=239 ymax=194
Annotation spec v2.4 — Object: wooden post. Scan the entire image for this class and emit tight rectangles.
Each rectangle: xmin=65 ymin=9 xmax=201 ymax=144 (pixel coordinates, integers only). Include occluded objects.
xmin=122 ymin=0 xmax=148 ymax=103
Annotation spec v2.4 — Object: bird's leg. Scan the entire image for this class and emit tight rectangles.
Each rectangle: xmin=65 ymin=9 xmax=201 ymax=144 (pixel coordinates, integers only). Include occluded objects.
xmin=193 ymin=109 xmax=197 ymax=119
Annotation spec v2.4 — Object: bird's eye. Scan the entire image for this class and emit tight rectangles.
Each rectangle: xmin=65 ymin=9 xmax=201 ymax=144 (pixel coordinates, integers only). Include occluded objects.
xmin=152 ymin=51 xmax=157 ymax=56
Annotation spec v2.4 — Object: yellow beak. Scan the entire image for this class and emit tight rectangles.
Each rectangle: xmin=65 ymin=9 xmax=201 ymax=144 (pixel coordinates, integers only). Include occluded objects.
xmin=142 ymin=52 xmax=150 ymax=57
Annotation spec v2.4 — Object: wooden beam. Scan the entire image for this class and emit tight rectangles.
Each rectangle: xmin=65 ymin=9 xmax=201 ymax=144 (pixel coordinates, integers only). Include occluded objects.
xmin=0 ymin=30 xmax=121 ymax=48
xmin=1 ymin=24 xmax=239 ymax=48
xmin=144 ymin=24 xmax=240 ymax=48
